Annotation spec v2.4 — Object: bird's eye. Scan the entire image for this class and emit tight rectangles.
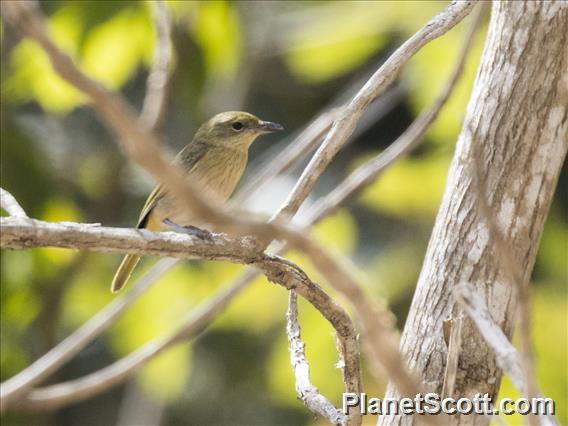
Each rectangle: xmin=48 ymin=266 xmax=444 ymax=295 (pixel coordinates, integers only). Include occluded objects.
xmin=232 ymin=122 xmax=244 ymax=131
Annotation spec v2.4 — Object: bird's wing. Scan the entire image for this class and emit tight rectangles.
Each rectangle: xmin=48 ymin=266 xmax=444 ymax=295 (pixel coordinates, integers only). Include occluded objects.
xmin=136 ymin=141 xmax=209 ymax=229
xmin=137 ymin=183 xmax=165 ymax=229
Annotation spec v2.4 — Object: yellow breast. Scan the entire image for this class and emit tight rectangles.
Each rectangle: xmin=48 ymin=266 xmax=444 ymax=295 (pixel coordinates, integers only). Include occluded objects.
xmin=192 ymin=146 xmax=248 ymax=201
xmin=150 ymin=146 xmax=248 ymax=229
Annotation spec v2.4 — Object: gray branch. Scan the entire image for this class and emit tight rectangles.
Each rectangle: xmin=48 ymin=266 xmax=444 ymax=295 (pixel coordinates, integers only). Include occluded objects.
xmin=139 ymin=0 xmax=172 ymax=135
xmin=286 ymin=292 xmax=347 ymax=426
xmin=454 ymin=283 xmax=557 ymax=426
xmin=0 ymin=216 xmax=262 ymax=262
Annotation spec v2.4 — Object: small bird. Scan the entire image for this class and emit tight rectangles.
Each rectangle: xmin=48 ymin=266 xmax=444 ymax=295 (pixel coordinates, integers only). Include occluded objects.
xmin=111 ymin=111 xmax=283 ymax=292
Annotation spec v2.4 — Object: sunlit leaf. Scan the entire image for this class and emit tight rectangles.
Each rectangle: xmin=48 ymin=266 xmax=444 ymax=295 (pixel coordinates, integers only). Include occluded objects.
xmin=37 ymin=198 xmax=83 ymax=265
xmin=61 ymin=257 xmax=114 ymax=327
xmin=5 ymin=3 xmax=154 ymax=113
xmin=1 ymin=288 xmax=41 ymax=332
xmin=111 ymin=265 xmax=195 ymax=353
xmin=367 ymin=242 xmax=424 ymax=303
xmin=286 ymin=35 xmax=386 ymax=83
xmin=215 ymin=274 xmax=288 ymax=334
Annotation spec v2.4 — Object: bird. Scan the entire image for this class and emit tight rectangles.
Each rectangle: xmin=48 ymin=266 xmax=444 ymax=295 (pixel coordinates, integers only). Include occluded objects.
xmin=111 ymin=111 xmax=283 ymax=293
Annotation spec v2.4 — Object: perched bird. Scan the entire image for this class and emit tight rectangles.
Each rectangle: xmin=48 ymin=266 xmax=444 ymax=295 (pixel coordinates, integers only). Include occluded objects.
xmin=111 ymin=111 xmax=283 ymax=293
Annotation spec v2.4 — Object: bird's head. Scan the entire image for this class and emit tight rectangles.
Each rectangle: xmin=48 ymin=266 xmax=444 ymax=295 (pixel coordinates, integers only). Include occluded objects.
xmin=196 ymin=111 xmax=283 ymax=149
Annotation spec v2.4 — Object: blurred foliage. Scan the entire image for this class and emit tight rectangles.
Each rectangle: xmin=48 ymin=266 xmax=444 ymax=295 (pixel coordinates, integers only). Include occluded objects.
xmin=1 ymin=1 xmax=565 ymax=426
xmin=358 ymin=153 xmax=451 ymax=221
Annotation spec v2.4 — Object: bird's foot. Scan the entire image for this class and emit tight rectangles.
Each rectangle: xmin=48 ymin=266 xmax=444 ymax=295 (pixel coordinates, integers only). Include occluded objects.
xmin=163 ymin=218 xmax=213 ymax=240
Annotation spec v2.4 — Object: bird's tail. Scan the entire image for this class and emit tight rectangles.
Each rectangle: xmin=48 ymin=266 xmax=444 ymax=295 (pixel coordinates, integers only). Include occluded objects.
xmin=111 ymin=254 xmax=140 ymax=293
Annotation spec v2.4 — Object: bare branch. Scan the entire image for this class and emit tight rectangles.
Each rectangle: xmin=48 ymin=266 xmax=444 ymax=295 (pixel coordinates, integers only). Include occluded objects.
xmin=0 ymin=0 xmax=379 ymax=260
xmin=0 ymin=258 xmax=177 ymax=410
xmin=271 ymin=0 xmax=475 ymax=223
xmin=2 ymin=213 xmax=426 ymax=421
xmin=286 ymin=292 xmax=347 ymax=426
xmin=454 ymin=283 xmax=557 ymax=425
xmin=381 ymin=1 xmax=567 ymax=424
xmin=0 ymin=188 xmax=28 ymax=218
xmin=139 ymin=0 xmax=172 ymax=135
xmin=0 ymin=216 xmax=262 ymax=262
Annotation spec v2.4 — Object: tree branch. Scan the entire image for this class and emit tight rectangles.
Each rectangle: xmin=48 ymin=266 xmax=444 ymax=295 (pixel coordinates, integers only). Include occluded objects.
xmin=0 ymin=216 xmax=262 ymax=263
xmin=381 ymin=1 xmax=568 ymax=424
xmin=454 ymin=283 xmax=557 ymax=426
xmin=286 ymin=292 xmax=347 ymax=426
xmin=139 ymin=0 xmax=172 ymax=136
xmin=0 ymin=2 xmax=477 ymax=423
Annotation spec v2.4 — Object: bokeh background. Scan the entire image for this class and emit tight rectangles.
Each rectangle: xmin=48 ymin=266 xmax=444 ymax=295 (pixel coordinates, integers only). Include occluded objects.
xmin=1 ymin=1 xmax=566 ymax=425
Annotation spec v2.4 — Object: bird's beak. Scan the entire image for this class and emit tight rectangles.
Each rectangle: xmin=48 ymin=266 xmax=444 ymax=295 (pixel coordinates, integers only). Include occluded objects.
xmin=257 ymin=120 xmax=284 ymax=133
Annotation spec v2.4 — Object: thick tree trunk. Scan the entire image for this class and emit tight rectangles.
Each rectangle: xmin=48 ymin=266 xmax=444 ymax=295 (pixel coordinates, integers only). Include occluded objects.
xmin=381 ymin=1 xmax=567 ymax=425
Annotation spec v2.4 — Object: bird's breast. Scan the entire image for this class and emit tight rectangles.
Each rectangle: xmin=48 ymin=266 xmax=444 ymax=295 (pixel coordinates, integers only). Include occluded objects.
xmin=152 ymin=147 xmax=248 ymax=228
xmin=191 ymin=146 xmax=248 ymax=201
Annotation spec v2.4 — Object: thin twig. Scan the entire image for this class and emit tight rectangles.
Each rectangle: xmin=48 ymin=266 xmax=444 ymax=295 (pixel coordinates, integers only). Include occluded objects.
xmin=139 ymin=0 xmax=172 ymax=136
xmin=235 ymin=84 xmax=402 ymax=205
xmin=0 ymin=188 xmax=28 ymax=218
xmin=0 ymin=217 xmax=364 ymax=418
xmin=454 ymin=283 xmax=557 ymax=426
xmin=0 ymin=0 xmax=386 ymax=264
xmin=1 ymin=0 xmax=256 ymax=240
xmin=286 ymin=292 xmax=347 ymax=426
